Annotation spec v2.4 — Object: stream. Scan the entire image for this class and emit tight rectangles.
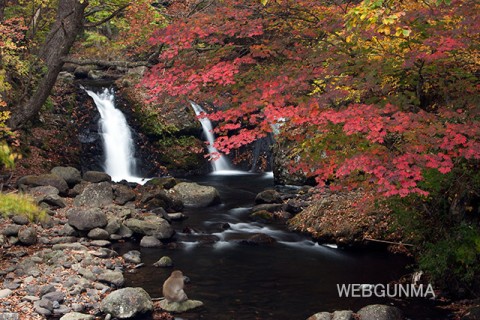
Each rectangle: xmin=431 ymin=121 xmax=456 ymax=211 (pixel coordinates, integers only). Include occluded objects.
xmin=112 ymin=172 xmax=430 ymax=320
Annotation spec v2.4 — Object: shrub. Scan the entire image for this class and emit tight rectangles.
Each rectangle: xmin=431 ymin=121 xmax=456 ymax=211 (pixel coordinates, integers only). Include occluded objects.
xmin=0 ymin=193 xmax=46 ymax=221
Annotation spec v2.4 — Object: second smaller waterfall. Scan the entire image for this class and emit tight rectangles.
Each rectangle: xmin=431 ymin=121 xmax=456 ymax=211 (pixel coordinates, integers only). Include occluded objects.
xmin=190 ymin=101 xmax=233 ymax=172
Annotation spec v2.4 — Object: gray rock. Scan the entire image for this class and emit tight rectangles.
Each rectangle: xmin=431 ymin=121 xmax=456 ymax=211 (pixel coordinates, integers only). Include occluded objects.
xmin=90 ymin=240 xmax=111 ymax=247
xmin=41 ymin=194 xmax=67 ymax=209
xmin=11 ymin=214 xmax=29 ymax=225
xmin=153 ymin=256 xmax=172 ymax=267
xmin=83 ymin=171 xmax=111 ymax=183
xmin=51 ymin=167 xmax=82 ymax=186
xmin=74 ymin=182 xmax=113 ymax=208
xmin=113 ymin=184 xmax=136 ymax=205
xmin=123 ymin=250 xmax=141 ymax=264
xmin=158 ymin=299 xmax=203 ymax=313
xmin=105 ymin=219 xmax=121 ymax=235
xmin=139 ymin=236 xmax=162 ymax=248
xmin=59 ymin=224 xmax=78 ymax=236
xmin=100 ymin=287 xmax=153 ymax=318
xmin=38 ymin=298 xmax=54 ymax=311
xmin=144 ymin=177 xmax=177 ymax=189
xmin=18 ymin=174 xmax=69 ymax=195
xmin=98 ymin=271 xmax=124 ymax=287
xmin=42 ymin=291 xmax=65 ymax=303
xmin=0 ymin=288 xmax=13 ymax=298
xmin=87 ymin=228 xmax=109 ymax=240
xmin=255 ymin=189 xmax=282 ymax=204
xmin=0 ymin=313 xmax=19 ymax=320
xmin=116 ymin=224 xmax=133 ymax=238
xmin=124 ymin=216 xmax=173 ymax=239
xmin=2 ymin=224 xmax=21 ymax=236
xmin=60 ymin=312 xmax=94 ymax=320
xmin=53 ymin=305 xmax=71 ymax=315
xmin=18 ymin=226 xmax=38 ymax=245
xmin=52 ymin=243 xmax=88 ymax=251
xmin=307 ymin=312 xmax=332 ymax=320
xmin=333 ymin=310 xmax=354 ymax=320
xmin=67 ymin=208 xmax=108 ymax=231
xmin=173 ymin=182 xmax=220 ymax=208
xmin=357 ymin=304 xmax=403 ymax=320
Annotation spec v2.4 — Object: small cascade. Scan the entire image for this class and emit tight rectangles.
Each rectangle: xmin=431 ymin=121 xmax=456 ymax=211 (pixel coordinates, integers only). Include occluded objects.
xmin=189 ymin=101 xmax=234 ymax=172
xmin=84 ymin=88 xmax=146 ymax=184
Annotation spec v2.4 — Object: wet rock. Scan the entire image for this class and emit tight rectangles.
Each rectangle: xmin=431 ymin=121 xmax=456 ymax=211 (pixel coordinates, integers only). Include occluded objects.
xmin=100 ymin=287 xmax=153 ymax=318
xmin=240 ymin=233 xmax=276 ymax=246
xmin=98 ymin=271 xmax=124 ymax=287
xmin=357 ymin=304 xmax=403 ymax=320
xmin=74 ymin=182 xmax=113 ymax=208
xmin=140 ymin=235 xmax=162 ymax=248
xmin=250 ymin=210 xmax=274 ymax=222
xmin=153 ymin=256 xmax=173 ymax=268
xmin=66 ymin=208 xmax=108 ymax=231
xmin=124 ymin=216 xmax=174 ymax=239
xmin=286 ymin=198 xmax=308 ymax=214
xmin=113 ymin=184 xmax=136 ymax=205
xmin=87 ymin=228 xmax=109 ymax=240
xmin=51 ymin=167 xmax=82 ymax=187
xmin=158 ymin=299 xmax=203 ymax=313
xmin=18 ymin=174 xmax=69 ymax=195
xmin=255 ymin=189 xmax=282 ymax=204
xmin=172 ymin=182 xmax=220 ymax=208
xmin=18 ymin=226 xmax=38 ymax=245
xmin=123 ymin=250 xmax=141 ymax=264
xmin=60 ymin=312 xmax=95 ymax=320
xmin=167 ymin=212 xmax=185 ymax=220
xmin=83 ymin=171 xmax=111 ymax=183
xmin=115 ymin=224 xmax=133 ymax=238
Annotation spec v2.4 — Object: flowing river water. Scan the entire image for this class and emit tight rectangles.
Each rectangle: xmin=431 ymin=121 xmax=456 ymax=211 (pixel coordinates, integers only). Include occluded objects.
xmin=111 ymin=172 xmax=446 ymax=320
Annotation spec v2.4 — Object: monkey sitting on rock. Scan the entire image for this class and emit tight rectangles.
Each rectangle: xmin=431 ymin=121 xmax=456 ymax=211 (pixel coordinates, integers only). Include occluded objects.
xmin=162 ymin=270 xmax=188 ymax=303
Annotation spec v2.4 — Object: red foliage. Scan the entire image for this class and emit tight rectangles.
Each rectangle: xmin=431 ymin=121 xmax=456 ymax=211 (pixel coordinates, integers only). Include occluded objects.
xmin=143 ymin=0 xmax=480 ymax=197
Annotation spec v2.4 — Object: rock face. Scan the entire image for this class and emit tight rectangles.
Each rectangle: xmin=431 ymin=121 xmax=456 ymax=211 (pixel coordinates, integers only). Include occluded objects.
xmin=100 ymin=287 xmax=153 ymax=319
xmin=158 ymin=299 xmax=203 ymax=313
xmin=172 ymin=182 xmax=220 ymax=208
xmin=357 ymin=305 xmax=403 ymax=320
xmin=66 ymin=208 xmax=108 ymax=231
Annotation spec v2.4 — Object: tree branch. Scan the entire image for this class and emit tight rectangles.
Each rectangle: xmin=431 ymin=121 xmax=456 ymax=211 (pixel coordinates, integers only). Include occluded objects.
xmin=84 ymin=4 xmax=129 ymax=28
xmin=63 ymin=57 xmax=150 ymax=68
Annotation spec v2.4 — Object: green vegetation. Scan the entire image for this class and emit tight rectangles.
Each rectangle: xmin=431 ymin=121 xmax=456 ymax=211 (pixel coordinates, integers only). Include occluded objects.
xmin=0 ymin=193 xmax=47 ymax=222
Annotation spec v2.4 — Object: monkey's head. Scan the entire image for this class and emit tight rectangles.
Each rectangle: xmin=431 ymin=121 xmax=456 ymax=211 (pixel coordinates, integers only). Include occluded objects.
xmin=171 ymin=270 xmax=183 ymax=278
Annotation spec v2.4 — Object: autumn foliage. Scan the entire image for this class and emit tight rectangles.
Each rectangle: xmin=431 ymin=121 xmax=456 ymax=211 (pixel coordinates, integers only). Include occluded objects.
xmin=143 ymin=0 xmax=480 ymax=197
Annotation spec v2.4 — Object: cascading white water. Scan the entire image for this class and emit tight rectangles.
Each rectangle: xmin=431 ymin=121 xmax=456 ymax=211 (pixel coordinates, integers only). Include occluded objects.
xmin=189 ymin=101 xmax=234 ymax=172
xmin=84 ymin=88 xmax=145 ymax=184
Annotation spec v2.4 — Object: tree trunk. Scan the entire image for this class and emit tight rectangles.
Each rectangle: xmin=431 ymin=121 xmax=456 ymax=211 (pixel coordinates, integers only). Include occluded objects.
xmin=8 ymin=0 xmax=88 ymax=130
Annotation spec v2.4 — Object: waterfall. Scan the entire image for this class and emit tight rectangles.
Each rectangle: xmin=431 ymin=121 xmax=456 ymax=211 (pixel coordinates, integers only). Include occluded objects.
xmin=84 ymin=88 xmax=146 ymax=184
xmin=189 ymin=101 xmax=234 ymax=172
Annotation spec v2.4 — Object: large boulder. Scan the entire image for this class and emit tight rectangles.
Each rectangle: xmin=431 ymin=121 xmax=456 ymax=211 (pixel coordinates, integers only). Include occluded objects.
xmin=50 ymin=167 xmax=82 ymax=187
xmin=100 ymin=287 xmax=153 ymax=319
xmin=172 ymin=182 xmax=220 ymax=208
xmin=74 ymin=182 xmax=113 ymax=208
xmin=18 ymin=174 xmax=69 ymax=195
xmin=357 ymin=304 xmax=403 ymax=320
xmin=66 ymin=208 xmax=108 ymax=231
xmin=124 ymin=216 xmax=174 ymax=239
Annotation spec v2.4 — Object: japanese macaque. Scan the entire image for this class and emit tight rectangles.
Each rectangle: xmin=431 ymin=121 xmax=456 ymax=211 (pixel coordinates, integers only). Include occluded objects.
xmin=162 ymin=270 xmax=188 ymax=303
